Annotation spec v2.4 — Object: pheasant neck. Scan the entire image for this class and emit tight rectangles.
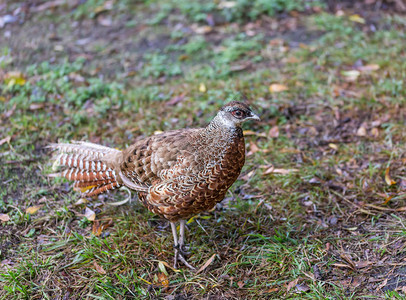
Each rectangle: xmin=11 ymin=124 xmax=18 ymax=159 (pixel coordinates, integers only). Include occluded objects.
xmin=204 ymin=114 xmax=243 ymax=141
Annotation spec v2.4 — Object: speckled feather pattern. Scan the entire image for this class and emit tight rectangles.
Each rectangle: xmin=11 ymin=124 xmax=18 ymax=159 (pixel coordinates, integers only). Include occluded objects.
xmin=119 ymin=124 xmax=245 ymax=221
xmin=49 ymin=102 xmax=254 ymax=221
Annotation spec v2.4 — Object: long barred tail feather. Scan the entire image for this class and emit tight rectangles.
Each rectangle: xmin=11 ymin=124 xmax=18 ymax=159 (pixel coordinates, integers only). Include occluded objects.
xmin=48 ymin=141 xmax=122 ymax=197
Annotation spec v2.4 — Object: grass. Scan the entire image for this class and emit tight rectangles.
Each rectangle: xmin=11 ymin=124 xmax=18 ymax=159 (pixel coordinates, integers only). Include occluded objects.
xmin=1 ymin=0 xmax=406 ymax=299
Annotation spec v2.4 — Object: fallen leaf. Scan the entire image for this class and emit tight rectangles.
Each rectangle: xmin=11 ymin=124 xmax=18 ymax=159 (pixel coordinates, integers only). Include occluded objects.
xmin=243 ymin=130 xmax=266 ymax=137
xmin=268 ymin=126 xmax=279 ymax=138
xmin=230 ymin=63 xmax=251 ymax=72
xmin=218 ymin=1 xmax=237 ymax=8
xmin=342 ymin=70 xmax=360 ymax=81
xmin=376 ymin=278 xmax=388 ymax=291
xmin=356 ymin=126 xmax=367 ymax=137
xmin=32 ymin=0 xmax=67 ymax=12
xmin=264 ymin=167 xmax=298 ymax=175
xmin=355 ymin=261 xmax=372 ymax=269
xmin=269 ymin=83 xmax=288 ymax=93
xmin=247 ymin=141 xmax=260 ymax=155
xmin=199 ymin=83 xmax=207 ymax=92
xmin=358 ymin=64 xmax=379 ymax=72
xmin=0 ymin=136 xmax=11 ymax=146
xmin=296 ymin=283 xmax=310 ymax=292
xmin=26 ymin=205 xmax=42 ymax=215
xmin=92 ymin=218 xmax=113 ymax=236
xmin=370 ymin=127 xmax=379 ymax=138
xmin=93 ymin=261 xmax=106 ymax=275
xmin=382 ymin=195 xmax=393 ymax=205
xmin=328 ymin=143 xmax=338 ymax=151
xmin=0 ymin=15 xmax=17 ymax=28
xmin=237 ymin=281 xmax=244 ymax=288
xmin=0 ymin=214 xmax=10 ymax=222
xmin=84 ymin=207 xmax=96 ymax=221
xmin=74 ymin=198 xmax=89 ymax=206
xmin=29 ymin=103 xmax=45 ymax=110
xmin=4 ymin=71 xmax=26 ymax=87
xmin=264 ymin=287 xmax=279 ymax=293
xmin=157 ymin=272 xmax=169 ymax=288
xmin=166 ymin=93 xmax=186 ymax=106
xmin=196 ymin=253 xmax=216 ymax=274
xmin=158 ymin=261 xmax=168 ymax=276
xmin=332 ymin=263 xmax=353 ymax=269
xmin=3 ymin=104 xmax=16 ymax=118
xmin=97 ymin=16 xmax=113 ymax=27
xmin=54 ymin=45 xmax=63 ymax=52
xmin=385 ymin=167 xmax=396 ymax=186
xmin=349 ymin=14 xmax=365 ymax=23
xmin=192 ymin=25 xmax=212 ymax=34
xmin=286 ymin=278 xmax=299 ymax=293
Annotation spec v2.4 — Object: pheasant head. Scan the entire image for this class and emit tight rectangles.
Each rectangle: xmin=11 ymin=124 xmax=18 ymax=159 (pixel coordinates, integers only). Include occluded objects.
xmin=215 ymin=101 xmax=260 ymax=128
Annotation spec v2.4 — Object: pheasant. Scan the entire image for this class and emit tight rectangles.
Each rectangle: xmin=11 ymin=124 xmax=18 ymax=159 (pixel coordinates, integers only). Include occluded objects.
xmin=49 ymin=101 xmax=260 ymax=269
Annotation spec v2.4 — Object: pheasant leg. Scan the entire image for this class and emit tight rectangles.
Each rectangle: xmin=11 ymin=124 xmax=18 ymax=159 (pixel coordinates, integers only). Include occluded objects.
xmin=170 ymin=221 xmax=195 ymax=270
xmin=178 ymin=219 xmax=191 ymax=256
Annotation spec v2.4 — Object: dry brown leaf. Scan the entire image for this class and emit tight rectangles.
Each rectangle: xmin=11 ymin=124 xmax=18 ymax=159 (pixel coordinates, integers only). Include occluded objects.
xmin=332 ymin=263 xmax=353 ymax=269
xmin=286 ymin=278 xmax=299 ymax=293
xmin=358 ymin=64 xmax=380 ymax=72
xmin=92 ymin=218 xmax=113 ymax=236
xmin=269 ymin=83 xmax=288 ymax=93
xmin=376 ymin=278 xmax=388 ymax=291
xmin=356 ymin=126 xmax=367 ymax=137
xmin=268 ymin=126 xmax=279 ymax=138
xmin=166 ymin=93 xmax=186 ymax=106
xmin=0 ymin=214 xmax=10 ymax=222
xmin=93 ymin=261 xmax=106 ymax=275
xmin=264 ymin=167 xmax=299 ymax=175
xmin=196 ymin=253 xmax=216 ymax=274
xmin=382 ymin=195 xmax=394 ymax=205
xmin=370 ymin=127 xmax=379 ymax=138
xmin=249 ymin=141 xmax=260 ymax=154
xmin=385 ymin=167 xmax=396 ymax=186
xmin=92 ymin=220 xmax=103 ymax=236
xmin=4 ymin=104 xmax=17 ymax=118
xmin=265 ymin=287 xmax=279 ymax=293
xmin=237 ymin=281 xmax=244 ymax=288
xmin=84 ymin=207 xmax=96 ymax=221
xmin=32 ymin=0 xmax=68 ymax=12
xmin=29 ymin=103 xmax=45 ymax=110
xmin=296 ymin=283 xmax=310 ymax=292
xmin=0 ymin=136 xmax=11 ymax=146
xmin=157 ymin=272 xmax=169 ymax=288
xmin=97 ymin=16 xmax=112 ymax=27
xmin=355 ymin=261 xmax=372 ymax=269
xmin=243 ymin=130 xmax=266 ymax=137
xmin=192 ymin=25 xmax=212 ymax=34
xmin=26 ymin=205 xmax=42 ymax=215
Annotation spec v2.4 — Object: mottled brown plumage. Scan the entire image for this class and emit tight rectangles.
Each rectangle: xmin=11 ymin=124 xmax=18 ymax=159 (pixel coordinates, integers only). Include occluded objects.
xmin=49 ymin=101 xmax=260 ymax=269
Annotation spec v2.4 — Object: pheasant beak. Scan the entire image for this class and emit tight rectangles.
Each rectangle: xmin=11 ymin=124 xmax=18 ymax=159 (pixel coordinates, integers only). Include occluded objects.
xmin=248 ymin=112 xmax=260 ymax=121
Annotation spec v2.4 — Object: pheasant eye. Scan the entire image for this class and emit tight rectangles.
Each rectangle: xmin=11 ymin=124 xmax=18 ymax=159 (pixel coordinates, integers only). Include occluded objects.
xmin=232 ymin=110 xmax=244 ymax=119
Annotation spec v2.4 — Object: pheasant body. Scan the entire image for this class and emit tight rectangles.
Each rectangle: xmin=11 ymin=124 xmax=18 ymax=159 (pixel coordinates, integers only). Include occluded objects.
xmin=49 ymin=101 xmax=260 ymax=268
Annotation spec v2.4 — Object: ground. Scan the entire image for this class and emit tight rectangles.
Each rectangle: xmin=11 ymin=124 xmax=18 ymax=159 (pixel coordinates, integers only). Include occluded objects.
xmin=0 ymin=0 xmax=406 ymax=299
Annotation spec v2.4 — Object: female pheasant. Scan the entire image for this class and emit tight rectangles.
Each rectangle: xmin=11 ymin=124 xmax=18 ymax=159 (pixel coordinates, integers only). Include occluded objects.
xmin=49 ymin=101 xmax=260 ymax=269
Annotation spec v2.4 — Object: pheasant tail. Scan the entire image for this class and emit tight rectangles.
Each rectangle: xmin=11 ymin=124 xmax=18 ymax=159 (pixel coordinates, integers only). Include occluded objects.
xmin=48 ymin=141 xmax=121 ymax=196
